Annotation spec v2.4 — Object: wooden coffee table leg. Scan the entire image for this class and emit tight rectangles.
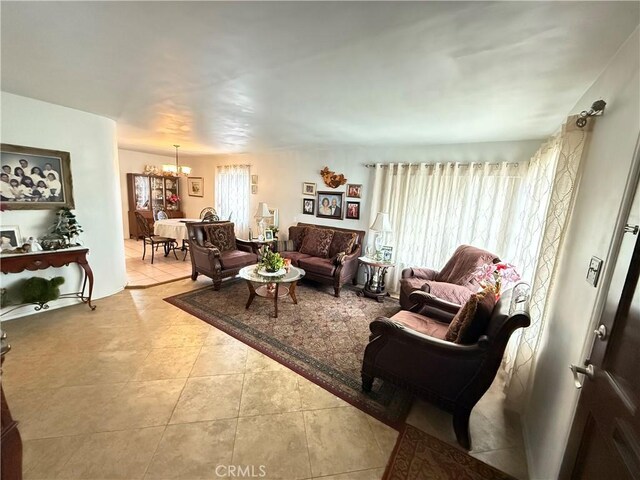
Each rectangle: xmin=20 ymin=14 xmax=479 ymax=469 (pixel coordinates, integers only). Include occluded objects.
xmin=245 ymin=281 xmax=256 ymax=310
xmin=289 ymin=281 xmax=298 ymax=304
xmin=274 ymin=283 xmax=279 ymax=318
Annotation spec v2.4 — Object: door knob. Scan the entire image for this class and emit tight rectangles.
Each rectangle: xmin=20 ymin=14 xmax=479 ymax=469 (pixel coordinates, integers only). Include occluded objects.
xmin=570 ymin=363 xmax=594 ymax=389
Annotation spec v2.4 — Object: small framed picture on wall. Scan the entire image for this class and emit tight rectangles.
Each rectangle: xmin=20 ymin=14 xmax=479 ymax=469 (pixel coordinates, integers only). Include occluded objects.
xmin=347 ymin=184 xmax=362 ymax=198
xmin=187 ymin=177 xmax=204 ymax=197
xmin=251 ymin=184 xmax=258 ymax=194
xmin=302 ymin=182 xmax=316 ymax=196
xmin=251 ymin=175 xmax=258 ymax=185
xmin=346 ymin=201 xmax=360 ymax=220
xmin=302 ymin=198 xmax=315 ymax=215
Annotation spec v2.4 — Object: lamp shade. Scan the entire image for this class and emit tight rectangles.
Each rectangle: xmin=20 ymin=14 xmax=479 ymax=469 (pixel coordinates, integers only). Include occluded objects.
xmin=370 ymin=212 xmax=392 ymax=232
xmin=254 ymin=202 xmax=272 ymax=218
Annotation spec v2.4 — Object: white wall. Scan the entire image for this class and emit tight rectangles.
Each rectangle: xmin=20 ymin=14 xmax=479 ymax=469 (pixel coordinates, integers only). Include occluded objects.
xmin=199 ymin=140 xmax=541 ymax=240
xmin=1 ymin=92 xmax=127 ymax=318
xmin=523 ymin=27 xmax=640 ymax=480
xmin=118 ymin=149 xmax=210 ymax=237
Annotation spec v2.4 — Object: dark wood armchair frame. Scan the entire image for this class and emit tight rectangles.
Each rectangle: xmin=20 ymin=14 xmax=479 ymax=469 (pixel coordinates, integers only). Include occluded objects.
xmin=361 ymin=284 xmax=531 ymax=450
xmin=186 ymin=221 xmax=257 ymax=290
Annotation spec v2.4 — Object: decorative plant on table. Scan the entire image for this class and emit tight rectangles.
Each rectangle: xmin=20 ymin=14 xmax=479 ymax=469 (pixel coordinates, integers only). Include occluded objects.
xmin=41 ymin=207 xmax=83 ymax=249
xmin=259 ymin=246 xmax=285 ymax=273
xmin=473 ymin=262 xmax=521 ymax=297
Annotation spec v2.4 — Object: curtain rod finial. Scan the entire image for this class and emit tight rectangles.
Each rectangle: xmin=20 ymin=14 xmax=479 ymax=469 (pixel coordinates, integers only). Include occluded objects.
xmin=577 ymin=99 xmax=606 ymax=128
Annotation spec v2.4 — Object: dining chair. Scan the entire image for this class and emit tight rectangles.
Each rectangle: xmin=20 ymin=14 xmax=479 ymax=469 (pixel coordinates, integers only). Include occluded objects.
xmin=134 ymin=212 xmax=178 ymax=264
xmin=155 ymin=209 xmax=169 ymax=220
xmin=200 ymin=207 xmax=219 ymax=222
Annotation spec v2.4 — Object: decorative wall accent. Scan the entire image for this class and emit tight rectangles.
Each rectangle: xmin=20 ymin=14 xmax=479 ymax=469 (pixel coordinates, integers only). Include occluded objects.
xmin=320 ymin=166 xmax=347 ymax=189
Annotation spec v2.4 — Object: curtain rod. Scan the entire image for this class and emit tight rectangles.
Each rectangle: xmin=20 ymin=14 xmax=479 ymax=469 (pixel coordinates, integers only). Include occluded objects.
xmin=363 ymin=162 xmax=520 ymax=168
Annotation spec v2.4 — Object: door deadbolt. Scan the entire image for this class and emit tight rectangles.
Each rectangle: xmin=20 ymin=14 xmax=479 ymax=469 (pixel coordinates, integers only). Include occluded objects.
xmin=594 ymin=324 xmax=607 ymax=340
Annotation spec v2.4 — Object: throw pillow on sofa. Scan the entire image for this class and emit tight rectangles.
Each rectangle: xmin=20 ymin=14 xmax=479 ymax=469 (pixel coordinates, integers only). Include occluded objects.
xmin=445 ymin=286 xmax=496 ymax=344
xmin=328 ymin=231 xmax=357 ymax=259
xmin=300 ymin=228 xmax=334 ymax=258
xmin=289 ymin=226 xmax=307 ymax=250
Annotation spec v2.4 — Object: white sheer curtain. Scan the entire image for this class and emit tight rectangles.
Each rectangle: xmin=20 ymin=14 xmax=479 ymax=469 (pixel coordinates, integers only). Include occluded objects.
xmin=369 ymin=161 xmax=528 ymax=292
xmin=503 ymin=118 xmax=592 ymax=410
xmin=215 ymin=165 xmax=250 ymax=238
xmin=368 ymin=116 xmax=593 ymax=411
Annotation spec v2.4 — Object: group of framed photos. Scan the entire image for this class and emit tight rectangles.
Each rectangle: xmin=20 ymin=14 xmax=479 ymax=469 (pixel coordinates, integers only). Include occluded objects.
xmin=301 ymin=182 xmax=362 ymax=220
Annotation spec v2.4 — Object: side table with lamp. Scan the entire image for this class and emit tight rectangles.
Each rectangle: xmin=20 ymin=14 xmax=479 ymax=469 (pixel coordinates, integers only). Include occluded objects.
xmin=253 ymin=202 xmax=273 ymax=241
xmin=357 ymin=212 xmax=395 ymax=302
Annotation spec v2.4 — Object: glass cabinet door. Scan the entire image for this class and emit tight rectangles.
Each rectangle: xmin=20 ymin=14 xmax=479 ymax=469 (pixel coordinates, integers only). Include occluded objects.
xmin=164 ymin=177 xmax=179 ymax=210
xmin=150 ymin=176 xmax=165 ymax=212
xmin=134 ymin=175 xmax=150 ymax=210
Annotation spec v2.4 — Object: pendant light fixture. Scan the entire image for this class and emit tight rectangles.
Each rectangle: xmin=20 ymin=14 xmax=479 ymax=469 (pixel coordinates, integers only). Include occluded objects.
xmin=162 ymin=144 xmax=192 ymax=176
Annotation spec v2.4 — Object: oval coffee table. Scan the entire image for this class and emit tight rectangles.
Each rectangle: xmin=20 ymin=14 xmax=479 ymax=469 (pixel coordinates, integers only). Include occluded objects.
xmin=238 ymin=265 xmax=305 ymax=318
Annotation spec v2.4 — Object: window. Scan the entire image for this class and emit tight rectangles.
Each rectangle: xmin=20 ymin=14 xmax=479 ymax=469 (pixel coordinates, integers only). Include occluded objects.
xmin=215 ymin=165 xmax=250 ymax=237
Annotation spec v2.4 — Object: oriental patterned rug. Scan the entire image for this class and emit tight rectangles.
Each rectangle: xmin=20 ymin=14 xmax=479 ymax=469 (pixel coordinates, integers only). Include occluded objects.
xmin=165 ymin=280 xmax=412 ymax=428
xmin=383 ymin=424 xmax=516 ymax=480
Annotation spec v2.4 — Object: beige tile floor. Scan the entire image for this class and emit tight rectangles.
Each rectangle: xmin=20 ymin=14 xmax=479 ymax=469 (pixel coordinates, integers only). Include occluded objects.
xmin=124 ymin=238 xmax=192 ymax=288
xmin=1 ymin=277 xmax=529 ymax=480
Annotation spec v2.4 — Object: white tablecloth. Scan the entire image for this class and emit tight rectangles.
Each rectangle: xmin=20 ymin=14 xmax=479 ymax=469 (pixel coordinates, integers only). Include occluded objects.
xmin=153 ymin=219 xmax=199 ymax=241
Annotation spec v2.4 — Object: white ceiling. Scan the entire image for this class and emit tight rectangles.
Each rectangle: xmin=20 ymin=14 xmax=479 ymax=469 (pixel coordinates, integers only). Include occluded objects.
xmin=2 ymin=1 xmax=638 ymax=155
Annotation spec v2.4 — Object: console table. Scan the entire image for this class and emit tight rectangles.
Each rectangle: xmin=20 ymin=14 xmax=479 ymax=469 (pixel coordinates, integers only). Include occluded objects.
xmin=0 ymin=247 xmax=96 ymax=313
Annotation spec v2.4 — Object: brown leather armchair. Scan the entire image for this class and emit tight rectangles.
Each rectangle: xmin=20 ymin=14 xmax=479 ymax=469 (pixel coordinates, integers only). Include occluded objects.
xmin=186 ymin=221 xmax=258 ymax=290
xmin=399 ymin=245 xmax=499 ymax=310
xmin=361 ymin=284 xmax=530 ymax=449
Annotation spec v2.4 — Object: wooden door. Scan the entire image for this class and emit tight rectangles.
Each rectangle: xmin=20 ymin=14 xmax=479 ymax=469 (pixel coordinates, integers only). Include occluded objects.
xmin=561 ymin=186 xmax=640 ymax=479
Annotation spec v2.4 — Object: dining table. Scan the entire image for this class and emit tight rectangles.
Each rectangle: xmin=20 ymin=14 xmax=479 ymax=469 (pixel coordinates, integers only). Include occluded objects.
xmin=153 ymin=218 xmax=200 ymax=241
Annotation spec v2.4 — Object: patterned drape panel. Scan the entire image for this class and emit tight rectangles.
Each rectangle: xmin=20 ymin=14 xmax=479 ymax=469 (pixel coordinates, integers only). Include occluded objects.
xmin=368 ymin=116 xmax=593 ymax=411
xmin=503 ymin=118 xmax=592 ymax=410
xmin=215 ymin=164 xmax=250 ymax=238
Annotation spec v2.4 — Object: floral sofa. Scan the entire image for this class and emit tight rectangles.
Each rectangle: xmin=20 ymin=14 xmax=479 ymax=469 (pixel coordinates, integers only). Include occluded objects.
xmin=279 ymin=223 xmax=365 ymax=297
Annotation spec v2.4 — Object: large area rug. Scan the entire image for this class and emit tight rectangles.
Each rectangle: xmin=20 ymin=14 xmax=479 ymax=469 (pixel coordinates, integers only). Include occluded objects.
xmin=165 ymin=279 xmax=412 ymax=428
xmin=383 ymin=424 xmax=516 ymax=480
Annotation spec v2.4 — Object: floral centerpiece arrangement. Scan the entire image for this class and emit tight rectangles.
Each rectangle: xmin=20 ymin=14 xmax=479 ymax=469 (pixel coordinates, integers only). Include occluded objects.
xmin=473 ymin=262 xmax=521 ymax=296
xmin=259 ymin=247 xmax=285 ymax=273
xmin=167 ymin=194 xmax=180 ymax=205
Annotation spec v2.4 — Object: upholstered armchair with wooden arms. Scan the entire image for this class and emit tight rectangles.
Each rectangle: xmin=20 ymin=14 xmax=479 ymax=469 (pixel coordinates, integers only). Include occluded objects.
xmin=361 ymin=284 xmax=530 ymax=450
xmin=187 ymin=222 xmax=258 ymax=290
xmin=399 ymin=245 xmax=500 ymax=310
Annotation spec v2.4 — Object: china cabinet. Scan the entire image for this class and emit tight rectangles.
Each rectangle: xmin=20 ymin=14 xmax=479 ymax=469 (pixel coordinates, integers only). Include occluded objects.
xmin=127 ymin=173 xmax=184 ymax=239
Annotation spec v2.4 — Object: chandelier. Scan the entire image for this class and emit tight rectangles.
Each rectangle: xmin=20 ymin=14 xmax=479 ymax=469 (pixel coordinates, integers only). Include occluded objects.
xmin=162 ymin=144 xmax=192 ymax=176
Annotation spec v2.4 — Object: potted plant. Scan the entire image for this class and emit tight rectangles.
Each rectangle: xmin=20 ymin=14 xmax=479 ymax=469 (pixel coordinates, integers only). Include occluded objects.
xmin=260 ymin=247 xmax=285 ymax=273
xmin=41 ymin=207 xmax=83 ymax=250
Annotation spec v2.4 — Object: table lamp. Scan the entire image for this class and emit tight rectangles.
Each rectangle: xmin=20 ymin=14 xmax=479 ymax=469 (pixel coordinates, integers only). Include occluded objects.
xmin=370 ymin=212 xmax=392 ymax=259
xmin=254 ymin=202 xmax=273 ymax=241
